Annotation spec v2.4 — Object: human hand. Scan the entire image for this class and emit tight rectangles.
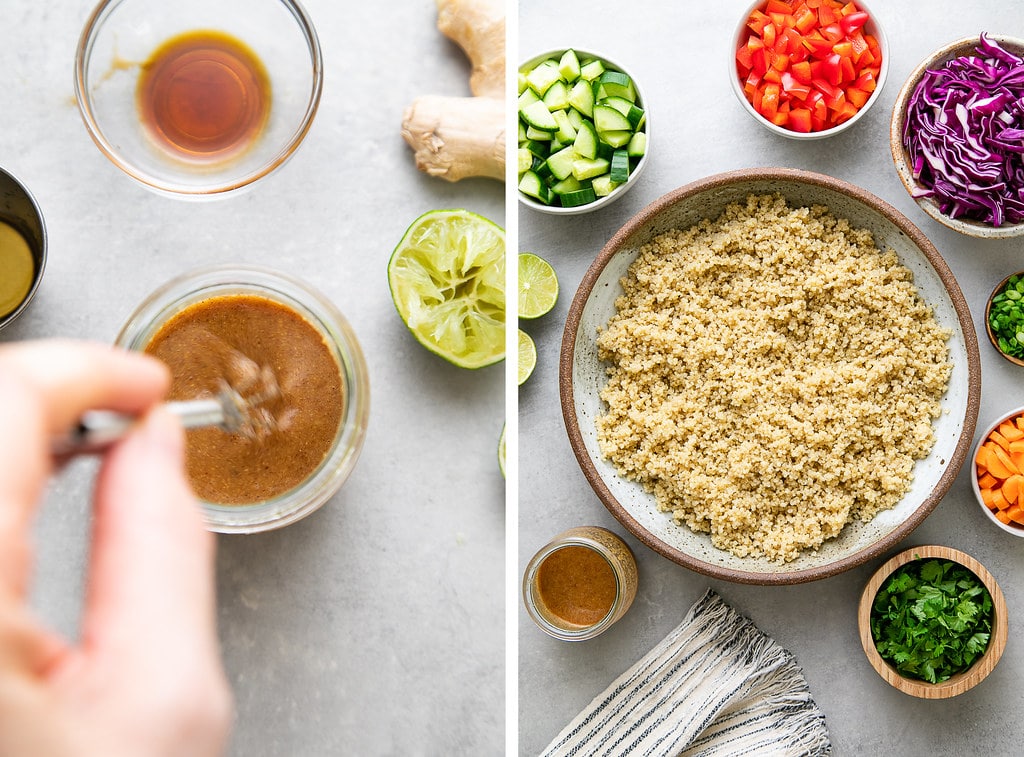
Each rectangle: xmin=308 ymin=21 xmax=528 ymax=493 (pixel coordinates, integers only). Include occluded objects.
xmin=0 ymin=340 xmax=231 ymax=757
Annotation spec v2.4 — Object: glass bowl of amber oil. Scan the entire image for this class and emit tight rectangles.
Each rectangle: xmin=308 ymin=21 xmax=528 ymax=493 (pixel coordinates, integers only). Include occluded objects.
xmin=116 ymin=266 xmax=370 ymax=533
xmin=75 ymin=0 xmax=322 ymax=198
xmin=523 ymin=526 xmax=638 ymax=641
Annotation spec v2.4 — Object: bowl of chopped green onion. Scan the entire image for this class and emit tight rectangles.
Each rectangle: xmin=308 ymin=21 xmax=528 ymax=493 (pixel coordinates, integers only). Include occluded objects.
xmin=985 ymin=271 xmax=1024 ymax=366
xmin=858 ymin=545 xmax=1007 ymax=698
xmin=517 ymin=48 xmax=650 ymax=215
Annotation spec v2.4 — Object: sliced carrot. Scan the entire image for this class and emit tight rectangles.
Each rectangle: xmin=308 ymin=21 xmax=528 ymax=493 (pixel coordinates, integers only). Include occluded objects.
xmin=1000 ymin=421 xmax=1024 ymax=442
xmin=1009 ymin=439 xmax=1024 ymax=454
xmin=1003 ymin=474 xmax=1024 ymax=504
xmin=1006 ymin=503 xmax=1024 ymax=525
xmin=995 ymin=509 xmax=1013 ymax=525
xmin=993 ymin=488 xmax=1013 ymax=511
xmin=1017 ymin=414 xmax=1024 ymax=432
xmin=989 ymin=430 xmax=1011 ymax=453
xmin=981 ymin=487 xmax=998 ymax=509
xmin=976 ymin=443 xmax=994 ymax=473
xmin=989 ymin=445 xmax=1018 ymax=479
xmin=979 ymin=472 xmax=998 ymax=489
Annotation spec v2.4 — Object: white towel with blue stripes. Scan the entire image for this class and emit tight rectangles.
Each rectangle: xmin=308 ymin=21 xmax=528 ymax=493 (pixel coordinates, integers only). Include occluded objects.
xmin=541 ymin=589 xmax=832 ymax=757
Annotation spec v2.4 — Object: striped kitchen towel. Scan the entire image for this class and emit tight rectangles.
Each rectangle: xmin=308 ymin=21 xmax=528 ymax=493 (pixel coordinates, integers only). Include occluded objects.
xmin=541 ymin=589 xmax=832 ymax=757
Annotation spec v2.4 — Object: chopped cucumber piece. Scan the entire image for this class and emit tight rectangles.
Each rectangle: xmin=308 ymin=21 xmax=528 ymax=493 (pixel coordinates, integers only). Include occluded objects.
xmin=592 ymin=174 xmax=620 ymax=197
xmin=627 ymin=131 xmax=647 ymax=158
xmin=525 ymin=59 xmax=561 ymax=96
xmin=518 ymin=120 xmax=527 ymax=142
xmin=551 ymin=175 xmax=583 ymax=194
xmin=598 ymin=129 xmax=633 ymax=148
xmin=517 ymin=72 xmax=528 ymax=95
xmin=566 ymin=108 xmax=584 ymax=130
xmin=525 ymin=125 xmax=555 ymax=141
xmin=552 ymin=109 xmax=577 ymax=143
xmin=567 ymin=80 xmax=595 ymax=117
xmin=579 ymin=58 xmax=605 ymax=81
xmin=521 ymin=101 xmax=558 ymax=131
xmin=610 ymin=150 xmax=630 ymax=183
xmin=523 ymin=139 xmax=549 ymax=158
xmin=601 ymin=96 xmax=645 ymax=128
xmin=599 ymin=70 xmax=636 ymax=101
xmin=593 ymin=104 xmax=632 ymax=133
xmin=545 ymin=145 xmax=576 ymax=181
xmin=573 ymin=120 xmax=599 ymax=160
xmin=542 ymin=79 xmax=569 ymax=111
xmin=559 ymin=49 xmax=581 ymax=82
xmin=517 ymin=148 xmax=534 ymax=174
xmin=518 ymin=170 xmax=552 ymax=204
xmin=572 ymin=157 xmax=610 ymax=181
xmin=560 ymin=187 xmax=598 ymax=207
xmin=518 ymin=88 xmax=541 ymax=110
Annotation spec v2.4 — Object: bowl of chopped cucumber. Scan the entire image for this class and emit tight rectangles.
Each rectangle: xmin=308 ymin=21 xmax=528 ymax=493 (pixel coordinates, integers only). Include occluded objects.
xmin=518 ymin=48 xmax=649 ymax=215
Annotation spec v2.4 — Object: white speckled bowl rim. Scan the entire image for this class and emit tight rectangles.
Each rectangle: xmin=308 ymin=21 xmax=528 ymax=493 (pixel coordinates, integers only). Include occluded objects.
xmin=890 ymin=35 xmax=1024 ymax=239
xmin=560 ymin=168 xmax=981 ymax=585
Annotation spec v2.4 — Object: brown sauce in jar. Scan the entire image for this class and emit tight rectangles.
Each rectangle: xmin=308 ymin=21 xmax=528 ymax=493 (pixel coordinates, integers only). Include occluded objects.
xmin=535 ymin=545 xmax=618 ymax=628
xmin=137 ymin=30 xmax=270 ymax=161
xmin=144 ymin=294 xmax=343 ymax=505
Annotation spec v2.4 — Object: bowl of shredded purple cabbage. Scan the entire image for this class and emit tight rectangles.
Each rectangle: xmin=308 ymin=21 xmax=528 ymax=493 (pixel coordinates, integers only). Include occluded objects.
xmin=891 ymin=33 xmax=1024 ymax=238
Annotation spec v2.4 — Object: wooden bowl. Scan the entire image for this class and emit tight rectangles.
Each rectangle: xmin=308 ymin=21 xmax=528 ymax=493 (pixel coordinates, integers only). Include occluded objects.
xmin=984 ymin=271 xmax=1024 ymax=367
xmin=858 ymin=545 xmax=1008 ymax=698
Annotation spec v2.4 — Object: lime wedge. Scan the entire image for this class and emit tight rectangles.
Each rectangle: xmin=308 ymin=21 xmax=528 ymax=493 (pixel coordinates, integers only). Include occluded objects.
xmin=518 ymin=328 xmax=536 ymax=385
xmin=498 ymin=422 xmax=506 ymax=478
xmin=518 ymin=252 xmax=559 ymax=319
xmin=388 ymin=209 xmax=505 ymax=369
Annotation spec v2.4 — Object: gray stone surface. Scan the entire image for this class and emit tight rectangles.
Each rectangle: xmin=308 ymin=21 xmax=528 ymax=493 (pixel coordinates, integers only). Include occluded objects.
xmin=519 ymin=2 xmax=1024 ymax=756
xmin=1 ymin=2 xmax=504 ymax=755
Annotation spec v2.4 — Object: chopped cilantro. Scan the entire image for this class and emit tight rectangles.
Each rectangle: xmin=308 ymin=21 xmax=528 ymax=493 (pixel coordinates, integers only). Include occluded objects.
xmin=870 ymin=558 xmax=993 ymax=684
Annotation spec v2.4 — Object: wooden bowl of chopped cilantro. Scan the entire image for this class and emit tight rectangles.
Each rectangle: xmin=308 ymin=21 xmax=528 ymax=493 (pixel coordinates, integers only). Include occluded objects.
xmin=858 ymin=545 xmax=1007 ymax=698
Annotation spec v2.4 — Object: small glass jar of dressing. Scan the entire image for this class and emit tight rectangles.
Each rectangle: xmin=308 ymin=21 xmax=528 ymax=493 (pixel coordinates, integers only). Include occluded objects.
xmin=523 ymin=526 xmax=638 ymax=641
xmin=0 ymin=166 xmax=46 ymax=331
xmin=116 ymin=265 xmax=369 ymax=533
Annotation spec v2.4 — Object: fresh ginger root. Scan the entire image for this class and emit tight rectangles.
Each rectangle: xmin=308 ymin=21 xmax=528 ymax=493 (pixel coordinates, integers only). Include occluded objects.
xmin=402 ymin=0 xmax=505 ymax=182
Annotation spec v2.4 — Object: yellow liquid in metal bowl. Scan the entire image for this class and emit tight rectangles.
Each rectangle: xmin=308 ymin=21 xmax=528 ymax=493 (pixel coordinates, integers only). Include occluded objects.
xmin=0 ymin=221 xmax=35 ymax=318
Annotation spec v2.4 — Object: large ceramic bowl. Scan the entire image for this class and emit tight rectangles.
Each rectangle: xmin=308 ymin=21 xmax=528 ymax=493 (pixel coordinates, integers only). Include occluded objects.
xmin=560 ymin=168 xmax=981 ymax=584
xmin=891 ymin=35 xmax=1024 ymax=238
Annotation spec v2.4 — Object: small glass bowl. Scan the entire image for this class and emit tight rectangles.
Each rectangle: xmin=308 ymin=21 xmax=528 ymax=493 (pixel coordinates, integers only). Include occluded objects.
xmin=116 ymin=265 xmax=370 ymax=533
xmin=0 ymin=166 xmax=47 ymax=331
xmin=984 ymin=271 xmax=1024 ymax=366
xmin=730 ymin=0 xmax=889 ymax=140
xmin=522 ymin=526 xmax=638 ymax=641
xmin=75 ymin=0 xmax=322 ymax=199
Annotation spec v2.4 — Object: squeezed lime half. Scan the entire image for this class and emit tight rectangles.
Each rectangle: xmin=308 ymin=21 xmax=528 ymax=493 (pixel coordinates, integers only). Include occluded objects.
xmin=388 ymin=209 xmax=505 ymax=368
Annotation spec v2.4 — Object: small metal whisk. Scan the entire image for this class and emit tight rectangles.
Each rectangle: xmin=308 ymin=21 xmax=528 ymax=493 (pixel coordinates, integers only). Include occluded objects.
xmin=52 ymin=385 xmax=266 ymax=459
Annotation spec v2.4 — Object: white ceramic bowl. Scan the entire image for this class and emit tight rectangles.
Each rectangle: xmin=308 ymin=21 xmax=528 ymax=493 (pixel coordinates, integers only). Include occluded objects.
xmin=518 ymin=48 xmax=650 ymax=216
xmin=729 ymin=0 xmax=889 ymax=140
xmin=560 ymin=168 xmax=981 ymax=584
xmin=970 ymin=404 xmax=1024 ymax=537
xmin=890 ymin=35 xmax=1024 ymax=238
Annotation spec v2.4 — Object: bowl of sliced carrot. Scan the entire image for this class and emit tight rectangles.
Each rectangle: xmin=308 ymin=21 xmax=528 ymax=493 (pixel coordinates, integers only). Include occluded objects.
xmin=731 ymin=0 xmax=888 ymax=139
xmin=972 ymin=405 xmax=1024 ymax=535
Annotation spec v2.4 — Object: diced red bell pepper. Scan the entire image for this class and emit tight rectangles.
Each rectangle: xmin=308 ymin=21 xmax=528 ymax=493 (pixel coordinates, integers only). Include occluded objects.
xmin=736 ymin=0 xmax=881 ymax=133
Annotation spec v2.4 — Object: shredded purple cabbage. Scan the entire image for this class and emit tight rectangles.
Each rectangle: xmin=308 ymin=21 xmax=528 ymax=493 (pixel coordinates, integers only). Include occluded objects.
xmin=903 ymin=33 xmax=1024 ymax=226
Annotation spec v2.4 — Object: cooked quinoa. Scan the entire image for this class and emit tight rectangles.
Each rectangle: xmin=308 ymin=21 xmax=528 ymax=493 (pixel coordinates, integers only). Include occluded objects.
xmin=595 ymin=194 xmax=952 ymax=563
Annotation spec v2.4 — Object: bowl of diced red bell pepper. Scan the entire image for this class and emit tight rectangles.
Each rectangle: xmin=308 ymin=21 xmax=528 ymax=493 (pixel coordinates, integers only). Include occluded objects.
xmin=731 ymin=0 xmax=888 ymax=139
